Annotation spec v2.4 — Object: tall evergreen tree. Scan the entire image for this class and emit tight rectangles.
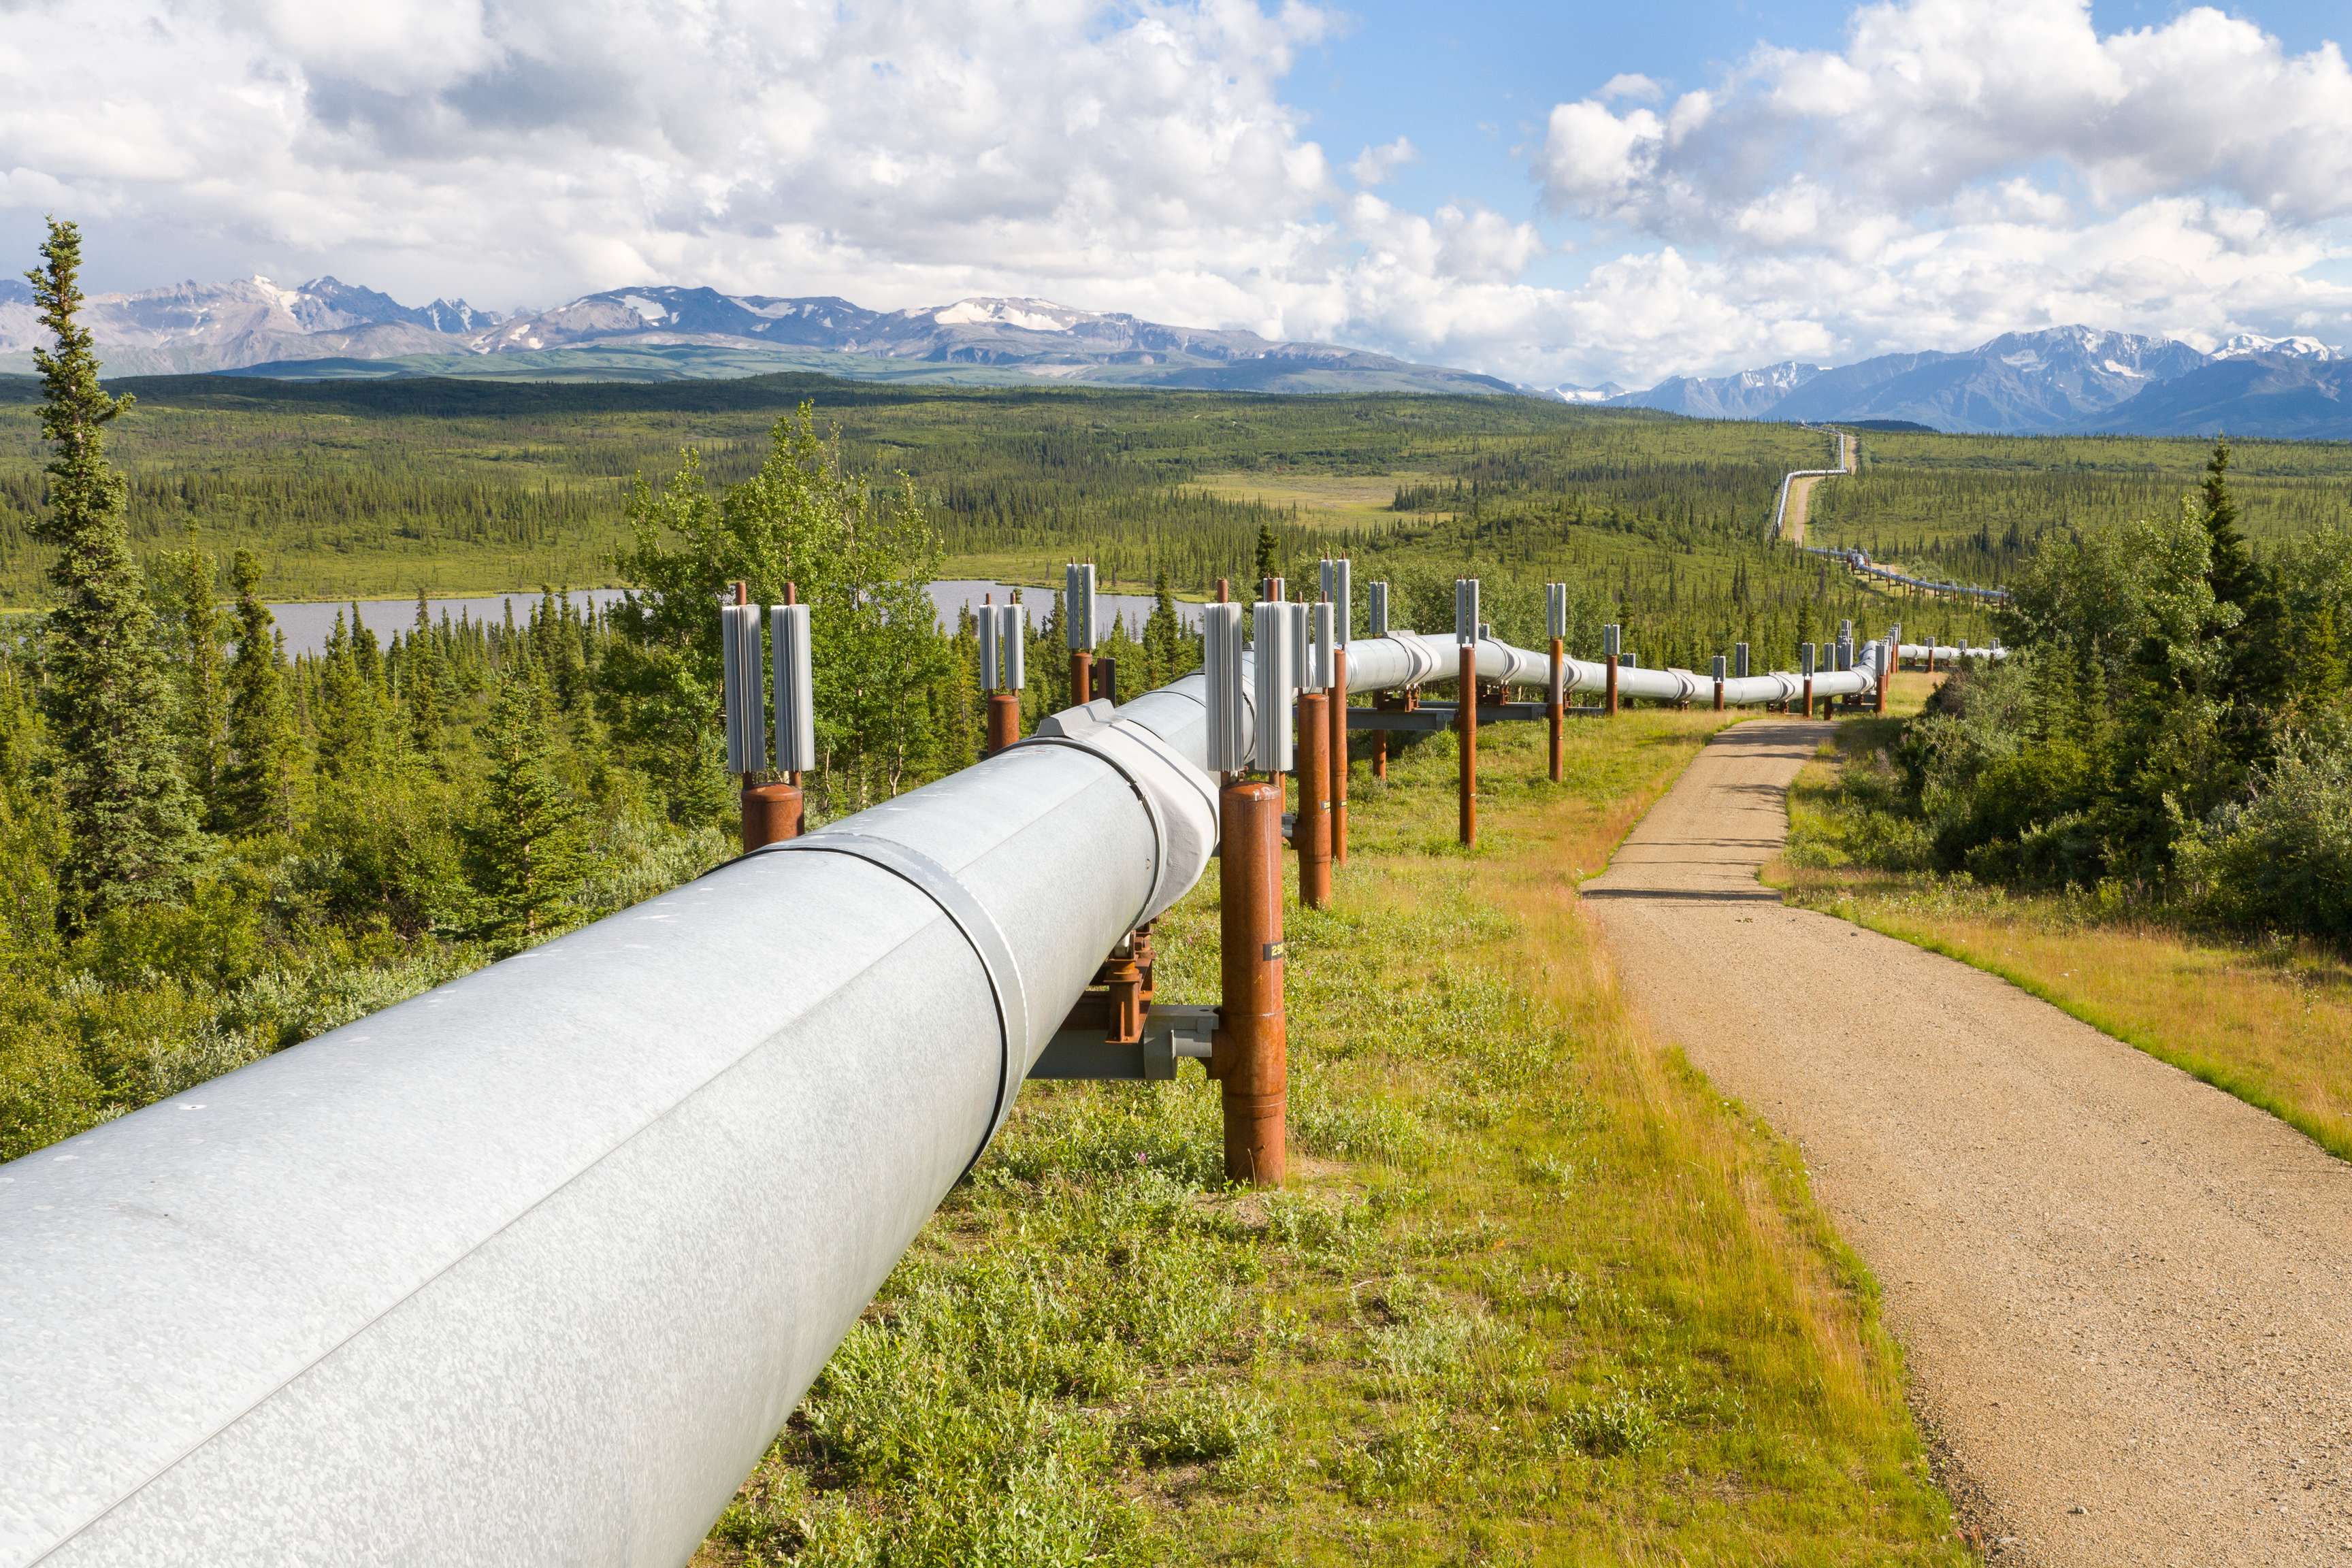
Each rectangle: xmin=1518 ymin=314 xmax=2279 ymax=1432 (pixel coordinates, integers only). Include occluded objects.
xmin=173 ymin=527 xmax=229 ymax=828
xmin=463 ymin=671 xmax=590 ymax=951
xmin=23 ymin=218 xmax=198 ymax=921
xmin=221 ymin=548 xmax=302 ymax=835
xmin=2200 ymin=437 xmax=2259 ymax=612
xmin=405 ymin=590 xmax=445 ymax=765
xmin=1252 ymin=521 xmax=1279 ymax=591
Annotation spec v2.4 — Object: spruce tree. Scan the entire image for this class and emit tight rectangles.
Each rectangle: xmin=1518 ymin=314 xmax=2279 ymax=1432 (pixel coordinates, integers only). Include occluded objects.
xmin=463 ymin=672 xmax=591 ymax=951
xmin=1252 ymin=521 xmax=1279 ymax=591
xmin=24 ymin=219 xmax=198 ymax=921
xmin=405 ymin=591 xmax=445 ymax=766
xmin=221 ymin=549 xmax=302 ymax=835
xmin=173 ymin=527 xmax=229 ymax=828
xmin=2200 ymin=436 xmax=2258 ymax=611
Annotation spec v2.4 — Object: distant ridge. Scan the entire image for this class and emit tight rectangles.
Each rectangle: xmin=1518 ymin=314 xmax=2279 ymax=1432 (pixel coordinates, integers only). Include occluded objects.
xmin=0 ymin=277 xmax=1518 ymax=397
xmin=1609 ymin=325 xmax=2350 ymax=437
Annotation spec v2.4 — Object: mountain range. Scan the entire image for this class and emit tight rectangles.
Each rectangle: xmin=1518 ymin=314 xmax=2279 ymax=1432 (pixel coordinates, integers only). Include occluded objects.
xmin=0 ymin=276 xmax=1515 ymax=396
xmin=4 ymin=274 xmax=2348 ymax=436
xmin=1604 ymin=325 xmax=2350 ymax=437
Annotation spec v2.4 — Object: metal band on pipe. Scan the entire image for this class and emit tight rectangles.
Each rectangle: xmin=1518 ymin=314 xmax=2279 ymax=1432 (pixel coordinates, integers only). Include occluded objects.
xmin=1015 ymin=734 xmax=1179 ymax=931
xmin=760 ymin=833 xmax=1030 ymax=1166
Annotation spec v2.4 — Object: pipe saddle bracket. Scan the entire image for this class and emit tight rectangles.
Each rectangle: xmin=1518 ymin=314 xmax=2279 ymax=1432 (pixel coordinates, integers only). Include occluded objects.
xmin=1028 ymin=1002 xmax=1220 ymax=1082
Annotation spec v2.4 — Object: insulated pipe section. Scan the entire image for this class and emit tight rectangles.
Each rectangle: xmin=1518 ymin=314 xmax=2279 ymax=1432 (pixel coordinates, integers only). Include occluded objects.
xmin=1341 ymin=631 xmax=1884 ymax=707
xmin=0 ymin=677 xmax=1230 ymax=1568
xmin=1901 ymin=642 xmax=2007 ymax=663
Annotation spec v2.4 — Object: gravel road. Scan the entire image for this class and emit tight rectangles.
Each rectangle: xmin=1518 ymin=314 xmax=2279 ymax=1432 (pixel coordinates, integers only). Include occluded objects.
xmin=1583 ymin=719 xmax=2352 ymax=1565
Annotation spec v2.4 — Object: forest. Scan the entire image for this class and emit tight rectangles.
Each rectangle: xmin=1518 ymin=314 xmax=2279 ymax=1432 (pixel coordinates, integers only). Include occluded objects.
xmin=9 ymin=216 xmax=2332 ymax=1163
xmin=1814 ymin=440 xmax=2352 ymax=938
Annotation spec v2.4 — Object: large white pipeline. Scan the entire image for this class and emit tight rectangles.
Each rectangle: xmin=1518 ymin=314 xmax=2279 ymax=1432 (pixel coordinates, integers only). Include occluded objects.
xmin=1349 ymin=629 xmax=1884 ymax=708
xmin=0 ymin=624 xmax=1891 ymax=1568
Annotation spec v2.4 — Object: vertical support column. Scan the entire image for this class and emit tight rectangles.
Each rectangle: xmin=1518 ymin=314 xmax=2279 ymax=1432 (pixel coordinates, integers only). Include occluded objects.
xmin=1456 ymin=578 xmax=1480 ymax=849
xmin=985 ymin=694 xmax=1021 ymax=755
xmin=1801 ymin=642 xmax=1817 ymax=719
xmin=1458 ymin=642 xmax=1478 ymax=848
xmin=1712 ymin=654 xmax=1727 ymax=711
xmin=741 ymin=784 xmax=804 ymax=849
xmin=979 ymin=598 xmax=1025 ymax=759
xmin=1064 ymin=561 xmax=1096 ymax=710
xmin=1603 ymin=622 xmax=1621 ymax=717
xmin=1328 ymin=645 xmax=1349 ymax=864
xmin=1215 ymin=780 xmax=1286 ymax=1187
xmin=1548 ymin=638 xmax=1565 ymax=782
xmin=1370 ymin=691 xmax=1391 ymax=779
xmin=1875 ymin=636 xmax=1891 ymax=715
xmin=1546 ymin=581 xmax=1567 ymax=784
xmin=1295 ymin=690 xmax=1332 ymax=909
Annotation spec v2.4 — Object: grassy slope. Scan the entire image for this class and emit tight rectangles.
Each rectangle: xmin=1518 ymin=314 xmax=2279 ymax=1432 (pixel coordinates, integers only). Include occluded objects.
xmin=1774 ymin=719 xmax=2352 ymax=1164
xmin=695 ymin=713 xmax=1965 ymax=1566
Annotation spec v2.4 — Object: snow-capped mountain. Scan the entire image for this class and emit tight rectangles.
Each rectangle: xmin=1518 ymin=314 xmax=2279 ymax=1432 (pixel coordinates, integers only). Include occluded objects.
xmin=0 ymin=278 xmax=1515 ymax=395
xmin=0 ymin=275 xmax=501 ymax=376
xmin=1617 ymin=361 xmax=1824 ymax=420
xmin=1610 ymin=325 xmax=2312 ymax=434
xmin=2211 ymin=332 xmax=2338 ymax=362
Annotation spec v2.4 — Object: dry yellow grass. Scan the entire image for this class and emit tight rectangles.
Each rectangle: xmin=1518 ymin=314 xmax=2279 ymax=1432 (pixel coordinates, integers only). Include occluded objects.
xmin=1181 ymin=472 xmax=1441 ymax=532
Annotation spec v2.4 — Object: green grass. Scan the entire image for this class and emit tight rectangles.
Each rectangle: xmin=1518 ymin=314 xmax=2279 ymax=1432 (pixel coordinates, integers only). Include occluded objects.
xmin=693 ymin=713 xmax=1968 ymax=1566
xmin=1774 ymin=720 xmax=2352 ymax=1166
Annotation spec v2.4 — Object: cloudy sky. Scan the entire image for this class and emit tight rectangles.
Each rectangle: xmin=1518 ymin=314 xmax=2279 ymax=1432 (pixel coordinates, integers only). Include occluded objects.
xmin=2 ymin=0 xmax=2347 ymax=388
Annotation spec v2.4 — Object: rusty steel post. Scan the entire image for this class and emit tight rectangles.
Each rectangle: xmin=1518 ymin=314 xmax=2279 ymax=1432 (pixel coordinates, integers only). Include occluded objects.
xmin=1328 ymin=645 xmax=1348 ymax=864
xmin=1213 ymin=779 xmax=1286 ymax=1186
xmin=1458 ymin=642 xmax=1478 ymax=848
xmin=740 ymin=782 xmax=804 ymax=851
xmin=1336 ymin=649 xmax=1354 ymax=870
xmin=1294 ymin=690 xmax=1332 ymax=909
xmin=1803 ymin=673 xmax=1815 ymax=719
xmin=1548 ymin=637 xmax=1565 ymax=783
xmin=1604 ymin=653 xmax=1619 ymax=717
xmin=984 ymin=691 xmax=1021 ymax=757
xmin=1093 ymin=654 xmax=1117 ymax=705
xmin=1068 ymin=649 xmax=1092 ymax=711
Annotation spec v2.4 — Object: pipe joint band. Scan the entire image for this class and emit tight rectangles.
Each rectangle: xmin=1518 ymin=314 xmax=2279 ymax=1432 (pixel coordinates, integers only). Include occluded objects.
xmin=760 ymin=832 xmax=1030 ymax=1172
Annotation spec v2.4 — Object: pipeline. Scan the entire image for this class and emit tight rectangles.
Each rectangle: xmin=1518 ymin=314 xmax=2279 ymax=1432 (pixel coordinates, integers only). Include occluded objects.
xmin=1 ymin=621 xmax=1905 ymax=1567
xmin=1800 ymin=543 xmax=2011 ymax=604
xmin=1349 ymin=628 xmax=1886 ymax=708
xmin=1771 ymin=425 xmax=1850 ymax=541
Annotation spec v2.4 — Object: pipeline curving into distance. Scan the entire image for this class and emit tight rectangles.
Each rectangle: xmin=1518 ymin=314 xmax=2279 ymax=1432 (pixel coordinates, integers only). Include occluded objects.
xmin=0 ymin=612 xmax=1989 ymax=1568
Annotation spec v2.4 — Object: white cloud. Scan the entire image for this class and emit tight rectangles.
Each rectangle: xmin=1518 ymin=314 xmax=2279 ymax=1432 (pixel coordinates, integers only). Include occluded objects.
xmin=0 ymin=0 xmax=1348 ymax=323
xmin=1599 ymin=73 xmax=1662 ymax=103
xmin=1350 ymin=135 xmax=1418 ymax=187
xmin=1501 ymin=0 xmax=2352 ymax=383
xmin=3 ymin=0 xmax=2347 ymax=393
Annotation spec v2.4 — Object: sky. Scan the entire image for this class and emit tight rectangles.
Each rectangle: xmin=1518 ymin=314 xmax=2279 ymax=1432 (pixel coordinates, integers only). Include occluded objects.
xmin=2 ymin=0 xmax=2349 ymax=389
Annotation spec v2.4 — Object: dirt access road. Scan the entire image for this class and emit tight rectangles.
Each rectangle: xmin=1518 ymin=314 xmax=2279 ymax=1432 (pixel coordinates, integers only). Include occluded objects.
xmin=1583 ymin=721 xmax=2352 ymax=1565
xmin=1778 ymin=429 xmax=1850 ymax=544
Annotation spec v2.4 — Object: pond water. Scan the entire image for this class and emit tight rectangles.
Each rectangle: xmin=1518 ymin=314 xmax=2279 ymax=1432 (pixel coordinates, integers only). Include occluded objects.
xmin=265 ymin=579 xmax=1204 ymax=657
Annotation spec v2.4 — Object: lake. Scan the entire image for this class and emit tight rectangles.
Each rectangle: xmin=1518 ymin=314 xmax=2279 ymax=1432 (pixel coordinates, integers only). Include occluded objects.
xmin=265 ymin=579 xmax=1204 ymax=657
